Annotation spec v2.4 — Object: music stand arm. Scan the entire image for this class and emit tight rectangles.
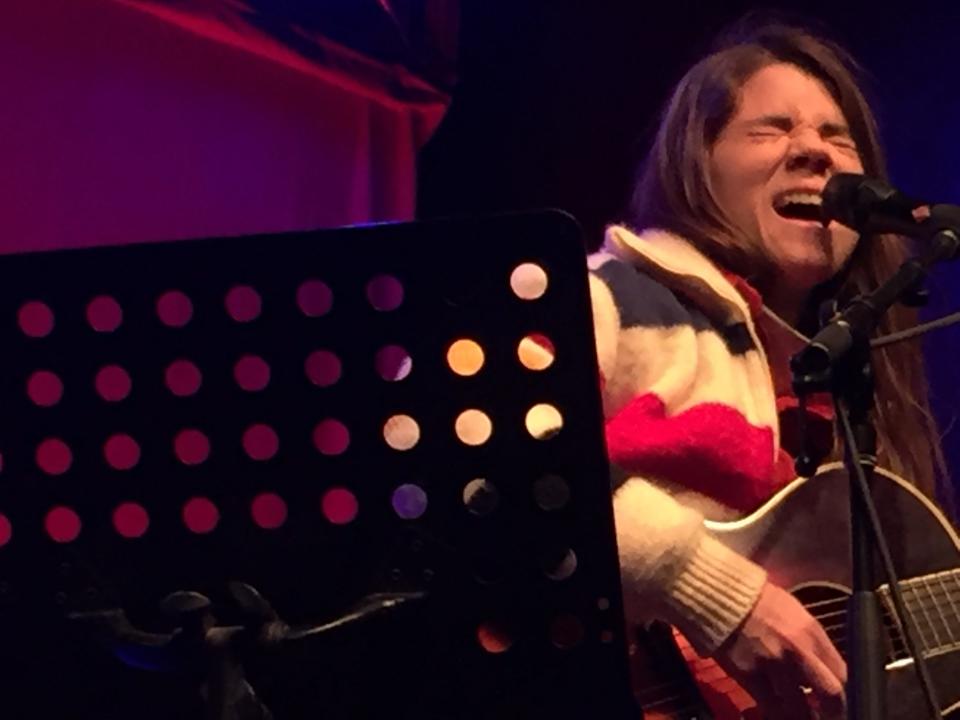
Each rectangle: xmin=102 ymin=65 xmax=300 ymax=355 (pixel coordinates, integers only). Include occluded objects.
xmin=71 ymin=588 xmax=427 ymax=720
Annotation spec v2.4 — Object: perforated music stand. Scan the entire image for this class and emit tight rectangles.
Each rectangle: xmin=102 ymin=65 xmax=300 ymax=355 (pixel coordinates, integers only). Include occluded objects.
xmin=0 ymin=210 xmax=635 ymax=719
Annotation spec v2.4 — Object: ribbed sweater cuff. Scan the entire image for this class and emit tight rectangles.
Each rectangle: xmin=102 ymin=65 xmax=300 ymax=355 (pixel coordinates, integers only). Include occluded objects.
xmin=661 ymin=533 xmax=767 ymax=655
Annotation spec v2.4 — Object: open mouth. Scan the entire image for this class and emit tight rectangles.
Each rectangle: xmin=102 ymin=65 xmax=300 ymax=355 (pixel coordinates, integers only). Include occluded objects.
xmin=773 ymin=191 xmax=824 ymax=224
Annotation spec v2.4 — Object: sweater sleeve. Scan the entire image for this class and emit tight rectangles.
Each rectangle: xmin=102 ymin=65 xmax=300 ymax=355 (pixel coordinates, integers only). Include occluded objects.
xmin=588 ymin=251 xmax=767 ymax=654
xmin=612 ymin=477 xmax=767 ymax=655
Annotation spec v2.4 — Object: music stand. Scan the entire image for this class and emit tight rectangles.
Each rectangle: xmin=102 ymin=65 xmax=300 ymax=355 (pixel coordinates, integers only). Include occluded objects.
xmin=0 ymin=210 xmax=635 ymax=719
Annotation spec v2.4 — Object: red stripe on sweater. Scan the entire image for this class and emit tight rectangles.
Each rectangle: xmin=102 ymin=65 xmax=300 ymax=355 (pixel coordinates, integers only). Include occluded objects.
xmin=605 ymin=393 xmax=781 ymax=511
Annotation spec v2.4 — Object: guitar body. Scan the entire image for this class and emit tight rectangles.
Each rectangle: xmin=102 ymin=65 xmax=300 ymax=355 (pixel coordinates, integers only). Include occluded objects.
xmin=633 ymin=463 xmax=960 ymax=719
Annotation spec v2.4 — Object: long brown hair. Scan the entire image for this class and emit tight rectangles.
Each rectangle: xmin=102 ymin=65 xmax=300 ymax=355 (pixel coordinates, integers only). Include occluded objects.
xmin=627 ymin=20 xmax=949 ymax=504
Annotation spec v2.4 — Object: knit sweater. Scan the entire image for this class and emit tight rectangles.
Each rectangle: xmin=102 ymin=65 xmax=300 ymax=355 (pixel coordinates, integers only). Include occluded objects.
xmin=594 ymin=224 xmax=828 ymax=654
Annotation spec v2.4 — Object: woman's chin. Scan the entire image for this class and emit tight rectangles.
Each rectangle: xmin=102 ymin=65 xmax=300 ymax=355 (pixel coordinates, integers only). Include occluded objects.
xmin=775 ymin=253 xmax=837 ymax=289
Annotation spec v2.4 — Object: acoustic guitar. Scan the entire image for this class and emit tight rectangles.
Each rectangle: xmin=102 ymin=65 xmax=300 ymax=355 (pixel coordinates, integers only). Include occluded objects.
xmin=631 ymin=463 xmax=960 ymax=719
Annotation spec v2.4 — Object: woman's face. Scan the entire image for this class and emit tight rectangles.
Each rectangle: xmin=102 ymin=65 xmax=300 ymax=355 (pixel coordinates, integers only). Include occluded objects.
xmin=709 ymin=63 xmax=864 ymax=303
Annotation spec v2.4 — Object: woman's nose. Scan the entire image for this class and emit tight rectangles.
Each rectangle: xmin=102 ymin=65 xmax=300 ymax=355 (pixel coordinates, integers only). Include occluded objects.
xmin=785 ymin=130 xmax=833 ymax=175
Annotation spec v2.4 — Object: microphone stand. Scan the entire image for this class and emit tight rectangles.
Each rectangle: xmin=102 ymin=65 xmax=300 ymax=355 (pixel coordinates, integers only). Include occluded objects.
xmin=790 ymin=205 xmax=960 ymax=720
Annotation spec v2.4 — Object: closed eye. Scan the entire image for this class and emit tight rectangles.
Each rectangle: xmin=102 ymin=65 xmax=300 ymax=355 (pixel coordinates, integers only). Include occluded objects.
xmin=748 ymin=126 xmax=789 ymax=140
xmin=821 ymin=122 xmax=857 ymax=151
xmin=745 ymin=116 xmax=793 ymax=138
xmin=828 ymin=136 xmax=858 ymax=151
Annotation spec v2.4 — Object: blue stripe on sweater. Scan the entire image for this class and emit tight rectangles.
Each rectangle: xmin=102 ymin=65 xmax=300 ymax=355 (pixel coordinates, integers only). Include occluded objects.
xmin=593 ymin=257 xmax=689 ymax=327
xmin=592 ymin=256 xmax=756 ymax=356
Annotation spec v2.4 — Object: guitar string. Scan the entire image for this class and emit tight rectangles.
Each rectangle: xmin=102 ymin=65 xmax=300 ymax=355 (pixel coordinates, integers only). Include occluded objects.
xmin=890 ymin=585 xmax=956 ymax=623
xmin=922 ymin=575 xmax=955 ymax=645
xmin=637 ymin=619 xmax=909 ymax=715
xmin=806 ymin=598 xmax=905 ymax=655
xmin=938 ymin=573 xmax=960 ymax=643
xmin=694 ymin=580 xmax=957 ymax=656
xmin=815 ymin=608 xmax=909 ymax=633
xmin=801 ymin=568 xmax=960 ymax=615
xmin=820 ymin=613 xmax=912 ymax=655
xmin=804 ymin=596 xmax=853 ymax=611
xmin=910 ymin=582 xmax=941 ymax=650
xmin=812 ymin=604 xmax=910 ymax=659
xmin=881 ymin=583 xmax=949 ymax=653
xmin=636 ymin=571 xmax=960 ymax=713
xmin=805 ymin=592 xmax=954 ymax=619
xmin=915 ymin=573 xmax=960 ymax=644
xmin=801 ymin=579 xmax=960 ymax=654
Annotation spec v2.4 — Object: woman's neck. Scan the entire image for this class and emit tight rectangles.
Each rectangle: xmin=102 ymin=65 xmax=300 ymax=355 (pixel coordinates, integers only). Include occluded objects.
xmin=756 ymin=306 xmax=810 ymax=396
xmin=760 ymin=283 xmax=808 ymax=327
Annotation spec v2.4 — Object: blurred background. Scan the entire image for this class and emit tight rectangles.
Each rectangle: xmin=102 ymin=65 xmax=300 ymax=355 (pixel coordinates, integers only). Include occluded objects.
xmin=2 ymin=0 xmax=957 ymax=485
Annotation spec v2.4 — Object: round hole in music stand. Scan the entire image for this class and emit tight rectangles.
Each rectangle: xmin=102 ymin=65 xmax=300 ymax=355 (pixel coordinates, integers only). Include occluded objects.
xmin=18 ymin=300 xmax=54 ymax=338
xmin=384 ymin=415 xmax=420 ymax=451
xmin=36 ymin=438 xmax=72 ymax=476
xmin=251 ymin=493 xmax=287 ymax=530
xmin=455 ymin=409 xmax=492 ymax=446
xmin=183 ymin=498 xmax=219 ymax=534
xmin=156 ymin=290 xmax=193 ymax=328
xmin=225 ymin=285 xmax=262 ymax=323
xmin=392 ymin=484 xmax=427 ymax=520
xmin=95 ymin=365 xmax=132 ymax=402
xmin=45 ymin=506 xmax=82 ymax=543
xmin=542 ymin=548 xmax=577 ymax=581
xmin=533 ymin=474 xmax=571 ymax=512
xmin=322 ymin=488 xmax=358 ymax=525
xmin=376 ymin=345 xmax=412 ymax=381
xmin=174 ymin=429 xmax=210 ymax=466
xmin=525 ymin=404 xmax=563 ymax=439
xmin=165 ymin=360 xmax=202 ymax=397
xmin=86 ymin=295 xmax=123 ymax=333
xmin=366 ymin=275 xmax=404 ymax=312
xmin=305 ymin=350 xmax=341 ymax=387
xmin=243 ymin=424 xmax=279 ymax=461
xmin=0 ymin=515 xmax=12 ymax=548
xmin=234 ymin=355 xmax=270 ymax=392
xmin=518 ymin=334 xmax=555 ymax=371
xmin=297 ymin=280 xmax=333 ymax=317
xmin=463 ymin=478 xmax=499 ymax=516
xmin=477 ymin=621 xmax=513 ymax=654
xmin=313 ymin=420 xmax=350 ymax=456
xmin=510 ymin=263 xmax=548 ymax=300
xmin=447 ymin=339 xmax=485 ymax=377
xmin=104 ymin=434 xmax=141 ymax=471
xmin=113 ymin=503 xmax=150 ymax=539
xmin=549 ymin=614 xmax=585 ymax=650
xmin=27 ymin=370 xmax=64 ymax=407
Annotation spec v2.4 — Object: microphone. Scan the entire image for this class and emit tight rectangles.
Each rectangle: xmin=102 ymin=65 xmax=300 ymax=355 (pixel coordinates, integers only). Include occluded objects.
xmin=821 ymin=173 xmax=928 ymax=236
xmin=795 ymin=176 xmax=960 ymax=381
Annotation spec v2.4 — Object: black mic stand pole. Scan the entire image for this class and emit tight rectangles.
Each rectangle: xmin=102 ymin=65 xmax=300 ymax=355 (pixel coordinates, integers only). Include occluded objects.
xmin=791 ymin=206 xmax=960 ymax=720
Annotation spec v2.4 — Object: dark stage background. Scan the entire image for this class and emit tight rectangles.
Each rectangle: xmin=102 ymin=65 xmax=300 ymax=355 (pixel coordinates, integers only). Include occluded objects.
xmin=3 ymin=0 xmax=956 ymax=490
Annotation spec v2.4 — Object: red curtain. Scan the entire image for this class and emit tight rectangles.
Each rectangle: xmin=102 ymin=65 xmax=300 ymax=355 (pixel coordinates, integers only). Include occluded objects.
xmin=0 ymin=0 xmax=455 ymax=253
